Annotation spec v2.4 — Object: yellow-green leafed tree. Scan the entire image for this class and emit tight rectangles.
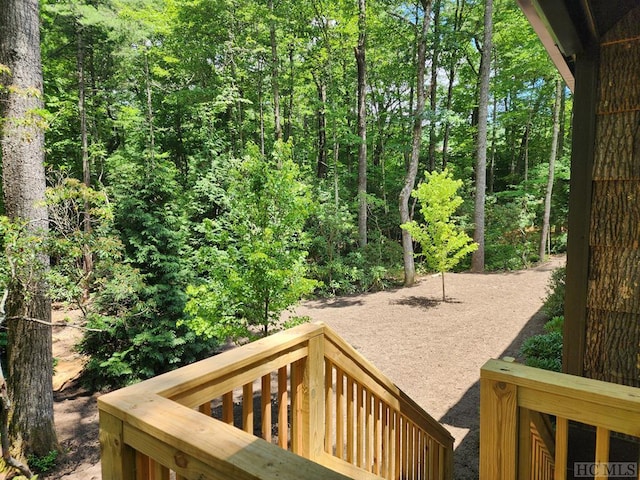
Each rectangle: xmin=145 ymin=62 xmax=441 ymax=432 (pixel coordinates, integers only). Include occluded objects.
xmin=401 ymin=169 xmax=478 ymax=302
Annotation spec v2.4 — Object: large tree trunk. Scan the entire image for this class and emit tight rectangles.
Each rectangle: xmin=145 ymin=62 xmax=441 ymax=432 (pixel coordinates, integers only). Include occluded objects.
xmin=471 ymin=0 xmax=493 ymax=273
xmin=539 ymin=78 xmax=562 ymax=261
xmin=355 ymin=0 xmax=368 ymax=248
xmin=400 ymin=0 xmax=432 ymax=287
xmin=0 ymin=0 xmax=59 ymax=463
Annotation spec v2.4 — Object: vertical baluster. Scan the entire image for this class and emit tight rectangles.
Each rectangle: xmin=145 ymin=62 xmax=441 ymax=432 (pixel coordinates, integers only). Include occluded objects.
xmin=374 ymin=396 xmax=381 ymax=475
xmin=394 ymin=411 xmax=401 ymax=480
xmin=262 ymin=373 xmax=272 ymax=442
xmin=243 ymin=382 xmax=254 ymax=434
xmin=594 ymin=427 xmax=610 ymax=480
xmin=291 ymin=357 xmax=305 ymax=454
xmin=198 ymin=401 xmax=211 ymax=417
xmin=366 ymin=390 xmax=373 ymax=471
xmin=518 ymin=408 xmax=532 ymax=480
xmin=222 ymin=391 xmax=234 ymax=425
xmin=403 ymin=417 xmax=408 ymax=479
xmin=409 ymin=422 xmax=415 ymax=480
xmin=346 ymin=377 xmax=354 ymax=464
xmin=325 ymin=359 xmax=334 ymax=454
xmin=135 ymin=452 xmax=151 ymax=480
xmin=357 ymin=383 xmax=364 ymax=468
xmin=554 ymin=417 xmax=569 ymax=480
xmin=336 ymin=368 xmax=344 ymax=459
xmin=153 ymin=461 xmax=170 ymax=480
xmin=278 ymin=366 xmax=289 ymax=449
xmin=382 ymin=404 xmax=390 ymax=479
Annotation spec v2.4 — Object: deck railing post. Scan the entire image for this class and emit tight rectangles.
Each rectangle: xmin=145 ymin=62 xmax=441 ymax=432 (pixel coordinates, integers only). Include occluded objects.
xmin=479 ymin=376 xmax=518 ymax=479
xmin=99 ymin=410 xmax=136 ymax=480
xmin=305 ymin=333 xmax=326 ymax=461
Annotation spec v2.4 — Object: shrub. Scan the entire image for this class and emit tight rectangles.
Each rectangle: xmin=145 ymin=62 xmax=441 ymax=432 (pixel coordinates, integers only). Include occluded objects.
xmin=520 ymin=331 xmax=562 ymax=372
xmin=28 ymin=449 xmax=59 ymax=473
xmin=543 ymin=267 xmax=565 ymax=318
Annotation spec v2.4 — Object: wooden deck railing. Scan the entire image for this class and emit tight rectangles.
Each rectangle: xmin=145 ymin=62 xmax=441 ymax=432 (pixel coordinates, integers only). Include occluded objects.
xmin=99 ymin=322 xmax=454 ymax=480
xmin=480 ymin=359 xmax=640 ymax=480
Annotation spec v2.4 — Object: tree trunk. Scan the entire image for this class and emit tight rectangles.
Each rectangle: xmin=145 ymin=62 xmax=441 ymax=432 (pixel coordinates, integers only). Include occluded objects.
xmin=0 ymin=0 xmax=59 ymax=463
xmin=441 ymin=0 xmax=464 ymax=170
xmin=400 ymin=0 xmax=432 ymax=287
xmin=539 ymin=78 xmax=562 ymax=261
xmin=355 ymin=0 xmax=368 ymax=248
xmin=316 ymin=77 xmax=328 ymax=178
xmin=143 ymin=46 xmax=155 ymax=164
xmin=471 ymin=0 xmax=493 ymax=273
xmin=489 ymin=95 xmax=497 ymax=193
xmin=428 ymin=0 xmax=441 ymax=173
xmin=77 ymin=21 xmax=94 ymax=287
xmin=268 ymin=0 xmax=282 ymax=142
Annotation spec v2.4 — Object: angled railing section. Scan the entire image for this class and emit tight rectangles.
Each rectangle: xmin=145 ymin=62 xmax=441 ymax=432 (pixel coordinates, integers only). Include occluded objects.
xmin=99 ymin=322 xmax=454 ymax=480
xmin=480 ymin=359 xmax=640 ymax=480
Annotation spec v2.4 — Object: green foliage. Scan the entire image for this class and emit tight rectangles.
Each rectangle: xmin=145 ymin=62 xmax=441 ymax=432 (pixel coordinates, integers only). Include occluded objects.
xmin=28 ymin=449 xmax=59 ymax=474
xmin=185 ymin=141 xmax=317 ymax=339
xmin=307 ymin=192 xmax=401 ymax=296
xmin=79 ymin=155 xmax=218 ymax=389
xmin=401 ymin=169 xmax=477 ymax=298
xmin=544 ymin=315 xmax=564 ymax=334
xmin=520 ymin=330 xmax=562 ymax=372
xmin=543 ymin=266 xmax=566 ymax=318
xmin=485 ymin=193 xmax=540 ymax=270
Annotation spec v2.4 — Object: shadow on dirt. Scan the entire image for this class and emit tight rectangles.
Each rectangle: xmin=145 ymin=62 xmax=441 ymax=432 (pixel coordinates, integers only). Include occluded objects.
xmin=438 ymin=306 xmax=548 ymax=479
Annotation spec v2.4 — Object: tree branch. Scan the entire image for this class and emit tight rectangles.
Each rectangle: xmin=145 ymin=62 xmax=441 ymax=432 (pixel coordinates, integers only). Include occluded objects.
xmin=5 ymin=316 xmax=103 ymax=332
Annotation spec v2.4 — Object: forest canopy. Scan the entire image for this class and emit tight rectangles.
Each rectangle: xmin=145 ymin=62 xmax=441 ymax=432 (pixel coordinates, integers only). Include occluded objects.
xmin=1 ymin=0 xmax=570 ymax=389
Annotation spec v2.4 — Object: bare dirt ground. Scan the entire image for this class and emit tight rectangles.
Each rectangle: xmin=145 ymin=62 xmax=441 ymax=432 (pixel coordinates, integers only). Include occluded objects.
xmin=45 ymin=255 xmax=565 ymax=479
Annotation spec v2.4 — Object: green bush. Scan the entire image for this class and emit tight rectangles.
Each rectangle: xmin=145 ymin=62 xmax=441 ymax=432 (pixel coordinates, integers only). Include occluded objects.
xmin=520 ymin=331 xmax=562 ymax=372
xmin=28 ymin=449 xmax=59 ymax=473
xmin=543 ymin=267 xmax=565 ymax=318
xmin=544 ymin=315 xmax=564 ymax=334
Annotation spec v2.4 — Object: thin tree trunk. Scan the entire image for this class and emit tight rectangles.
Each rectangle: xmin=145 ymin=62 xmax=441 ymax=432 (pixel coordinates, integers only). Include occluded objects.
xmin=77 ymin=22 xmax=94 ymax=287
xmin=0 ymin=0 xmax=59 ymax=465
xmin=286 ymin=42 xmax=294 ymax=141
xmin=539 ymin=78 xmax=563 ymax=261
xmin=355 ymin=0 xmax=368 ymax=248
xmin=268 ymin=0 xmax=282 ymax=142
xmin=400 ymin=0 xmax=432 ymax=287
xmin=143 ymin=46 xmax=155 ymax=164
xmin=471 ymin=0 xmax=493 ymax=273
xmin=442 ymin=0 xmax=464 ymax=169
xmin=428 ymin=0 xmax=441 ymax=173
xmin=489 ymin=95 xmax=497 ymax=193
xmin=316 ymin=77 xmax=328 ymax=178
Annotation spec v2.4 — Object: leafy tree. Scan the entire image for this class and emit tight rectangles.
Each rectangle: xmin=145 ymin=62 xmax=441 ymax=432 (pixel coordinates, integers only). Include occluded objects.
xmin=80 ymin=152 xmax=217 ymax=389
xmin=401 ymin=170 xmax=477 ymax=301
xmin=186 ymin=141 xmax=317 ymax=338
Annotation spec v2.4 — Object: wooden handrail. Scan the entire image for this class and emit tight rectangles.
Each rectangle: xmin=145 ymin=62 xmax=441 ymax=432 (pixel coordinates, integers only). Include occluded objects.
xmin=99 ymin=322 xmax=453 ymax=480
xmin=480 ymin=359 xmax=640 ymax=480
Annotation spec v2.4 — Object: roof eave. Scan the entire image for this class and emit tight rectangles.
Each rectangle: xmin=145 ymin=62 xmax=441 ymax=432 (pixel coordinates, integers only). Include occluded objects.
xmin=517 ymin=0 xmax=583 ymax=92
